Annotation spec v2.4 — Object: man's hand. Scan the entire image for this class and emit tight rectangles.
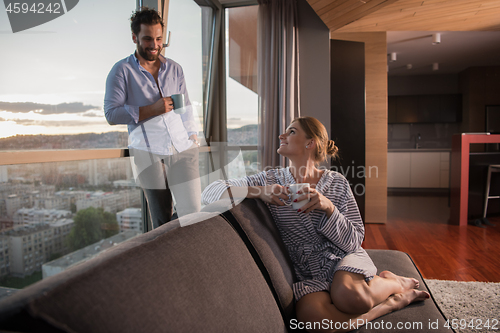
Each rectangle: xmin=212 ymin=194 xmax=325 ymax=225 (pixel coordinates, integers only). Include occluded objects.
xmin=162 ymin=96 xmax=174 ymax=113
xmin=189 ymin=134 xmax=200 ymax=147
xmin=138 ymin=97 xmax=174 ymax=122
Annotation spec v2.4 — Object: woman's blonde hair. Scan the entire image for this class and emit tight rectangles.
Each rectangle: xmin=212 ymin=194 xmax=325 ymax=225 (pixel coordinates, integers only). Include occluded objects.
xmin=292 ymin=117 xmax=339 ymax=163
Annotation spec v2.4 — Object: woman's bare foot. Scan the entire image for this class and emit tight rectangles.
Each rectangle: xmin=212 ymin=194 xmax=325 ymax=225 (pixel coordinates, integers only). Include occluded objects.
xmin=387 ymin=289 xmax=430 ymax=312
xmin=379 ymin=270 xmax=420 ymax=291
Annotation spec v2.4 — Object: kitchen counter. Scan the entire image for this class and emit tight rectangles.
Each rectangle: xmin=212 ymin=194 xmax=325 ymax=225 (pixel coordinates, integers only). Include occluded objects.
xmin=450 ymin=133 xmax=500 ymax=226
xmin=387 ymin=150 xmax=450 ymax=189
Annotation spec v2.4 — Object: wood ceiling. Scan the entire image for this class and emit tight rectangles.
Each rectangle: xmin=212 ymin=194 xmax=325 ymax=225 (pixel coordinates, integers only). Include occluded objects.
xmin=306 ymin=0 xmax=500 ymax=32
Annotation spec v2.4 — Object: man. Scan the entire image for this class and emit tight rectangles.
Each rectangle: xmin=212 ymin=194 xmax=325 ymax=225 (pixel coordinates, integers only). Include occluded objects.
xmin=104 ymin=7 xmax=201 ymax=229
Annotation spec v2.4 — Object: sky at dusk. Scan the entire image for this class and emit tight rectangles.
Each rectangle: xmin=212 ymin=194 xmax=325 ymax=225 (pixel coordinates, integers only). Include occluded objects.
xmin=0 ymin=0 xmax=258 ymax=141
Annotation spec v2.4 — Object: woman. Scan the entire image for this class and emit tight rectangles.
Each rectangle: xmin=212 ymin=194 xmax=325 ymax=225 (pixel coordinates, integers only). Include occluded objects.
xmin=201 ymin=117 xmax=429 ymax=332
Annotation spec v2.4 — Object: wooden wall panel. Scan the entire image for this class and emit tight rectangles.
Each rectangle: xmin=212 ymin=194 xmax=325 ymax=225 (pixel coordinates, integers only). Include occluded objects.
xmin=307 ymin=0 xmax=398 ymax=32
xmin=333 ymin=0 xmax=500 ymax=32
xmin=330 ymin=32 xmax=388 ymax=223
xmin=307 ymin=0 xmax=500 ymax=32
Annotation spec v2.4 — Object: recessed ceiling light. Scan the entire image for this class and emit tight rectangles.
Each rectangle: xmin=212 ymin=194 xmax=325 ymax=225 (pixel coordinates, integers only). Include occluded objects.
xmin=432 ymin=33 xmax=441 ymax=45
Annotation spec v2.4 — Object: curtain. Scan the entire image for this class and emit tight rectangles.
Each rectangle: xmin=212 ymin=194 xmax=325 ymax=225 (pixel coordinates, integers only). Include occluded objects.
xmin=257 ymin=0 xmax=301 ymax=169
xmin=204 ymin=2 xmax=225 ymax=145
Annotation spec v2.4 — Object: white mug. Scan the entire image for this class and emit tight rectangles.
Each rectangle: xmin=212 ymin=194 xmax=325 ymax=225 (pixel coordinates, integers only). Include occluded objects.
xmin=287 ymin=183 xmax=310 ymax=210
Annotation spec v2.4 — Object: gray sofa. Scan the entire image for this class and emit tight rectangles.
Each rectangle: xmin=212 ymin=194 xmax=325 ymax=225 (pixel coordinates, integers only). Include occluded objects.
xmin=0 ymin=198 xmax=452 ymax=332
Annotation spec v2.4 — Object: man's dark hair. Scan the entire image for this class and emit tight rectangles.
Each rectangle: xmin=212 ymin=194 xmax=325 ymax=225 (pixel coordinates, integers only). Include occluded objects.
xmin=130 ymin=7 xmax=164 ymax=36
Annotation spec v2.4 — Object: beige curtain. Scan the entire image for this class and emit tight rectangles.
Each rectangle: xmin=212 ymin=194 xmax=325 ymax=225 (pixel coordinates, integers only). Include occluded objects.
xmin=257 ymin=0 xmax=301 ymax=169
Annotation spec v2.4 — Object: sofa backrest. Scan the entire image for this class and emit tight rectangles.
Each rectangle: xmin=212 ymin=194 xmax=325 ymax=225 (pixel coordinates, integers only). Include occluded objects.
xmin=223 ymin=199 xmax=296 ymax=323
xmin=0 ymin=214 xmax=287 ymax=333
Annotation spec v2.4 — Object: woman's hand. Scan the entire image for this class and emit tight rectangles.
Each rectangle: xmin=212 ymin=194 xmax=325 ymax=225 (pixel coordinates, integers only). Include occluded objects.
xmin=295 ymin=187 xmax=335 ymax=217
xmin=253 ymin=185 xmax=290 ymax=206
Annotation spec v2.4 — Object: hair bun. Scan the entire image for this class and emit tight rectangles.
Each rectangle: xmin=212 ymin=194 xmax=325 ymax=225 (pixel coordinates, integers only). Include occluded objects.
xmin=327 ymin=140 xmax=338 ymax=157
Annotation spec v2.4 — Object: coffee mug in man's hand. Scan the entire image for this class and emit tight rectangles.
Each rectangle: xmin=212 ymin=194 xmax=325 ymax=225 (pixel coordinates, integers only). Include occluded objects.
xmin=171 ymin=94 xmax=186 ymax=114
xmin=286 ymin=183 xmax=310 ymax=210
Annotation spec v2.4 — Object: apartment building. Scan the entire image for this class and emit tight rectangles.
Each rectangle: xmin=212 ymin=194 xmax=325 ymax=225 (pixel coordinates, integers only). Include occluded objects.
xmin=76 ymin=189 xmax=141 ymax=214
xmin=13 ymin=208 xmax=72 ymax=225
xmin=0 ymin=167 xmax=7 ymax=183
xmin=42 ymin=230 xmax=140 ymax=279
xmin=0 ymin=236 xmax=10 ymax=277
xmin=0 ymin=184 xmax=57 ymax=218
xmin=116 ymin=208 xmax=142 ymax=233
xmin=3 ymin=219 xmax=74 ymax=278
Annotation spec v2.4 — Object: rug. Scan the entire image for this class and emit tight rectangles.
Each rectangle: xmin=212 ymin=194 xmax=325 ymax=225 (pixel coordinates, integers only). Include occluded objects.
xmin=425 ymin=279 xmax=500 ymax=333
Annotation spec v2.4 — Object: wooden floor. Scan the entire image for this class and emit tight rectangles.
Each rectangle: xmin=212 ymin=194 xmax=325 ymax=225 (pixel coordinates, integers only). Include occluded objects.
xmin=362 ymin=195 xmax=500 ymax=282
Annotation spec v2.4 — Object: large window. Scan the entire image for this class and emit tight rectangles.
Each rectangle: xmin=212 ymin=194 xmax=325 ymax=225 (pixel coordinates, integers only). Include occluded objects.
xmin=0 ymin=0 xmax=138 ymax=291
xmin=225 ymin=5 xmax=259 ymax=175
xmin=0 ymin=0 xmax=215 ymax=292
xmin=0 ymin=0 xmax=267 ymax=294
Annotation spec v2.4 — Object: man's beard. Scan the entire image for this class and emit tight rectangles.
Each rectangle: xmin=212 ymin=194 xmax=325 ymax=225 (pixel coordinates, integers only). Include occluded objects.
xmin=137 ymin=43 xmax=162 ymax=61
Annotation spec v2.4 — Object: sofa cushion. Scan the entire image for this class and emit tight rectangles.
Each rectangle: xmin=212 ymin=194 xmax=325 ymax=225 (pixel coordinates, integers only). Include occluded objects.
xmin=0 ymin=215 xmax=286 ymax=333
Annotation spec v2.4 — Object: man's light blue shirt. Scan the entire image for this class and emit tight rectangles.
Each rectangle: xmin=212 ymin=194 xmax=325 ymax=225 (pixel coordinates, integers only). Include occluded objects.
xmin=104 ymin=53 xmax=199 ymax=155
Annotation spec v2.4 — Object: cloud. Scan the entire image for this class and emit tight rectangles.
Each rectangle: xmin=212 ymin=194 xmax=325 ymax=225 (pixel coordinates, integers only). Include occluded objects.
xmin=8 ymin=119 xmax=37 ymax=125
xmin=0 ymin=101 xmax=100 ymax=114
xmin=9 ymin=118 xmax=105 ymax=127
xmin=81 ymin=111 xmax=105 ymax=118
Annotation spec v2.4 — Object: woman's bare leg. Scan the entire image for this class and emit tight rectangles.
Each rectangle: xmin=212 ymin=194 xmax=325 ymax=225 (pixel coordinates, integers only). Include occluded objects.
xmin=330 ymin=270 xmax=423 ymax=315
xmin=296 ymin=289 xmax=429 ymax=333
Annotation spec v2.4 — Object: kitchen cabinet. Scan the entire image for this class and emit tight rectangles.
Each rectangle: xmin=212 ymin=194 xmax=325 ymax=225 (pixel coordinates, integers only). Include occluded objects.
xmin=410 ymin=152 xmax=441 ymax=187
xmin=440 ymin=95 xmax=462 ymax=123
xmin=418 ymin=95 xmax=441 ymax=122
xmin=388 ymin=94 xmax=462 ymax=124
xmin=396 ymin=96 xmax=419 ymax=123
xmin=439 ymin=152 xmax=450 ymax=188
xmin=387 ymin=153 xmax=410 ymax=187
xmin=388 ymin=97 xmax=397 ymax=123
xmin=388 ymin=151 xmax=450 ymax=188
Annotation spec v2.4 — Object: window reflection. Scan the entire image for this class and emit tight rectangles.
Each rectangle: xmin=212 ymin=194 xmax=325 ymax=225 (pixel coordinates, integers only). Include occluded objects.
xmin=166 ymin=0 xmax=210 ymax=138
xmin=227 ymin=149 xmax=259 ymax=178
xmin=225 ymin=6 xmax=259 ymax=146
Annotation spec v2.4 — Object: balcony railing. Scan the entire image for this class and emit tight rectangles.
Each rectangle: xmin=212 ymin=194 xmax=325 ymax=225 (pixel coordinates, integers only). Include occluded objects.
xmin=0 ymin=148 xmax=215 ymax=166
